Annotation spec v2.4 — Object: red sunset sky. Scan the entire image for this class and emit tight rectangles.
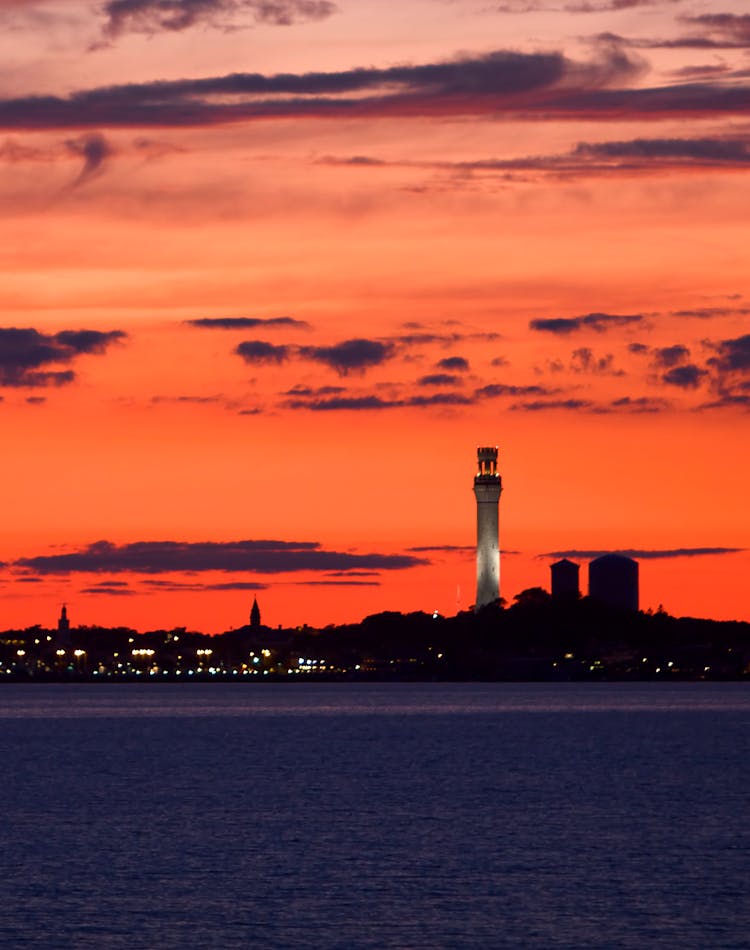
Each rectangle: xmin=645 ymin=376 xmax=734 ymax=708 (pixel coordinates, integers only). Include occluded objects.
xmin=0 ymin=0 xmax=748 ymax=632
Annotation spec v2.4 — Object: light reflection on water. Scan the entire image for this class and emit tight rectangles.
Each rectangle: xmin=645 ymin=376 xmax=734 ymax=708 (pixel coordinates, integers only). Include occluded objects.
xmin=1 ymin=681 xmax=750 ymax=718
xmin=1 ymin=683 xmax=748 ymax=949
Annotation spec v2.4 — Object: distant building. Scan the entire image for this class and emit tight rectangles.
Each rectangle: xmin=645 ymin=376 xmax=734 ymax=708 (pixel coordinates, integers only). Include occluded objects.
xmin=551 ymin=559 xmax=580 ymax=598
xmin=56 ymin=604 xmax=71 ymax=647
xmin=474 ymin=446 xmax=503 ymax=609
xmin=250 ymin=597 xmax=261 ymax=628
xmin=588 ymin=554 xmax=639 ymax=611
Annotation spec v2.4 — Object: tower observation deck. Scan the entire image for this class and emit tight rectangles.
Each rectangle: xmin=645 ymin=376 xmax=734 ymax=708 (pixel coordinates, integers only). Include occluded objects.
xmin=473 ymin=446 xmax=502 ymax=609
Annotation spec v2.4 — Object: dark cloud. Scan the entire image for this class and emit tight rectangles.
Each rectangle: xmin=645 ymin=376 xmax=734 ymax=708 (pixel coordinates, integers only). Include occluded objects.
xmin=25 ymin=396 xmax=46 ymax=405
xmin=63 ymin=132 xmax=113 ymax=186
xmin=283 ymin=391 xmax=474 ymax=411
xmin=706 ymin=333 xmax=750 ymax=375
xmin=475 ymin=383 xmax=552 ymax=398
xmin=408 ymin=545 xmax=474 ymax=553
xmin=202 ymin=581 xmax=267 ymax=590
xmin=395 ymin=331 xmax=501 ymax=347
xmin=0 ymin=48 xmax=659 ymax=132
xmin=652 ymin=344 xmax=690 ymax=368
xmin=702 ymin=333 xmax=750 ymax=406
xmin=80 ymin=586 xmax=138 ymax=596
xmin=407 ymin=393 xmax=473 ymax=408
xmin=285 ymin=380 xmax=558 ymax=412
xmin=530 ymin=312 xmax=644 ymax=334
xmin=699 ymin=393 xmax=750 ymax=410
xmin=569 ymin=347 xmax=622 ymax=375
xmin=294 ymin=579 xmax=380 ymax=587
xmin=567 ymin=0 xmax=679 ymax=9
xmin=0 ymin=327 xmax=126 ymax=388
xmin=281 ymin=384 xmax=345 ymax=397
xmin=187 ymin=316 xmax=310 ymax=329
xmin=511 ymin=398 xmax=594 ymax=411
xmin=282 ymin=395 xmax=394 ymax=411
xmin=596 ymin=16 xmax=750 ymax=51
xmin=328 ymin=133 xmax=750 ymax=181
xmin=669 ymin=64 xmax=734 ymax=82
xmin=661 ymin=364 xmax=708 ymax=389
xmin=238 ymin=338 xmax=395 ymax=376
xmin=99 ymin=0 xmax=337 ymax=40
xmin=437 ymin=356 xmax=470 ymax=372
xmin=676 ymin=14 xmax=750 ymax=49
xmin=417 ymin=373 xmax=461 ymax=387
xmin=297 ymin=339 xmax=394 ymax=375
xmin=131 ymin=578 xmax=266 ymax=591
xmin=541 ymin=547 xmax=744 ymax=559
xmin=574 ymin=136 xmax=750 ymax=164
xmin=15 ymin=539 xmax=426 ymax=575
xmin=609 ymin=396 xmax=671 ymax=413
xmin=672 ymin=306 xmax=750 ymax=319
xmin=324 ymin=570 xmax=380 ymax=577
xmin=235 ymin=340 xmax=290 ymax=365
xmin=628 ymin=342 xmax=650 ymax=354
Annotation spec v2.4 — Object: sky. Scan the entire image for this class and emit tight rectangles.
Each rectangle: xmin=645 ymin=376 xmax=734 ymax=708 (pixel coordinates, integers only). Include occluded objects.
xmin=0 ymin=0 xmax=749 ymax=632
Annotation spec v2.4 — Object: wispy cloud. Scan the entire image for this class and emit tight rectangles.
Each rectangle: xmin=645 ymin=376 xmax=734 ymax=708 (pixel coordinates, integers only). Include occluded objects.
xmin=0 ymin=47 xmax=678 ymax=132
xmin=63 ymin=132 xmax=113 ymax=186
xmin=540 ymin=547 xmax=745 ymax=559
xmin=15 ymin=538 xmax=427 ymax=574
xmin=187 ymin=316 xmax=310 ymax=330
xmin=98 ymin=0 xmax=336 ymax=42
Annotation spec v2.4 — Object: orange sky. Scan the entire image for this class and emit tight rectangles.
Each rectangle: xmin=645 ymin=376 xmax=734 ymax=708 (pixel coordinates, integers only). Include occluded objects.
xmin=0 ymin=0 xmax=749 ymax=631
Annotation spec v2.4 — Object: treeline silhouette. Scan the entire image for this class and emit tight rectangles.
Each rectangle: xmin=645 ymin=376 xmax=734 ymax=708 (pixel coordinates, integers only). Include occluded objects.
xmin=2 ymin=589 xmax=749 ymax=680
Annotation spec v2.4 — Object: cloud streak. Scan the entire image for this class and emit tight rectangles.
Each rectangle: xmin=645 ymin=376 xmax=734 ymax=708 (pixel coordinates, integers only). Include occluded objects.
xmin=530 ymin=312 xmax=644 ymax=334
xmin=99 ymin=0 xmax=336 ymax=41
xmin=12 ymin=47 xmax=739 ymax=133
xmin=0 ymin=327 xmax=126 ymax=388
xmin=15 ymin=539 xmax=426 ymax=574
xmin=187 ymin=316 xmax=310 ymax=330
xmin=541 ymin=547 xmax=745 ymax=560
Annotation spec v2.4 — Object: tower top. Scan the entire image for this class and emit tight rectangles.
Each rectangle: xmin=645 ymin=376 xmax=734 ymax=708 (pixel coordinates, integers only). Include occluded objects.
xmin=57 ymin=603 xmax=70 ymax=633
xmin=475 ymin=446 xmax=499 ymax=480
xmin=250 ymin=596 xmax=261 ymax=628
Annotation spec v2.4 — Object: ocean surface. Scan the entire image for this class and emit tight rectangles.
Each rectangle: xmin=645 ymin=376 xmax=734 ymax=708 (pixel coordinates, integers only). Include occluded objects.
xmin=1 ymin=682 xmax=748 ymax=949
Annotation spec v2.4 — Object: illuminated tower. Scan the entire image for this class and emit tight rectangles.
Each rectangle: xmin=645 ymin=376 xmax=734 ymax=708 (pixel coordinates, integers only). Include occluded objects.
xmin=473 ymin=446 xmax=502 ymax=609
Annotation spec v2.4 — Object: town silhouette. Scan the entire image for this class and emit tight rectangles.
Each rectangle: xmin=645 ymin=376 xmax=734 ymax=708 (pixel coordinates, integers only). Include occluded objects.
xmin=3 ymin=447 xmax=747 ymax=682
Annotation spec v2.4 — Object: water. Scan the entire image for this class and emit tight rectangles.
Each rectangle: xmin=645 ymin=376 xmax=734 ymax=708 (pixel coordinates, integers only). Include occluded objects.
xmin=1 ymin=683 xmax=748 ymax=949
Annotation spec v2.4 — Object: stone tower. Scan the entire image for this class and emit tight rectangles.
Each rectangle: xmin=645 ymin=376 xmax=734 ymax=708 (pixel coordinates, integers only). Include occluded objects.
xmin=57 ymin=604 xmax=70 ymax=634
xmin=473 ymin=446 xmax=502 ymax=609
xmin=250 ymin=596 xmax=261 ymax=628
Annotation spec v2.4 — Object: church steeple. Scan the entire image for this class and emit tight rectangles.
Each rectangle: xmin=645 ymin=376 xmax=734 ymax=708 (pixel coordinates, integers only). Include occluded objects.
xmin=57 ymin=604 xmax=70 ymax=633
xmin=250 ymin=596 xmax=261 ymax=628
